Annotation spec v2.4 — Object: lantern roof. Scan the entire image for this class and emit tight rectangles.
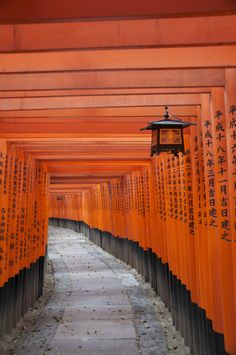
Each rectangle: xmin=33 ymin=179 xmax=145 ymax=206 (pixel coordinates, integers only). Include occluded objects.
xmin=141 ymin=106 xmax=196 ymax=131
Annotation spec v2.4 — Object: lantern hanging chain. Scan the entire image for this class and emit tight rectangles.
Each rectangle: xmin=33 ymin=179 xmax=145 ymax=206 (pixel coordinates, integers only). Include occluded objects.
xmin=147 ymin=106 xmax=182 ymax=124
xmin=164 ymin=106 xmax=182 ymax=122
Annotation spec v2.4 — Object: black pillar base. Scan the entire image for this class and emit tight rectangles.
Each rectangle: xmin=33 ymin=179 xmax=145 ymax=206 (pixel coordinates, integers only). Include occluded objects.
xmin=0 ymin=254 xmax=47 ymax=340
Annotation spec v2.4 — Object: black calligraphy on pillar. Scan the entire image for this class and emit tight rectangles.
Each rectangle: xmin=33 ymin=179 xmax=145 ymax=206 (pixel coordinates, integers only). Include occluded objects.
xmin=203 ymin=118 xmax=217 ymax=228
xmin=213 ymin=110 xmax=231 ymax=241
xmin=185 ymin=150 xmax=195 ymax=236
xmin=229 ymin=105 xmax=236 ymax=241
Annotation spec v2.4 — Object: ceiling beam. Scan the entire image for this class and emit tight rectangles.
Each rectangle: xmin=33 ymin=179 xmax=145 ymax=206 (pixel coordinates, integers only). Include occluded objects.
xmin=0 ymin=87 xmax=212 ymax=98
xmin=0 ymin=69 xmax=225 ymax=91
xmin=0 ymin=46 xmax=235 ymax=73
xmin=0 ymin=106 xmax=197 ymax=119
xmin=0 ymin=122 xmax=157 ymax=134
xmin=0 ymin=0 xmax=235 ymax=23
xmin=0 ymin=93 xmax=201 ymax=111
xmin=1 ymin=15 xmax=236 ymax=52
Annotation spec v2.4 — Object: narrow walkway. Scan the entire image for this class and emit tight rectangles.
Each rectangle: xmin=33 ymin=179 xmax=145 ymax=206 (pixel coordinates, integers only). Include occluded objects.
xmin=11 ymin=227 xmax=187 ymax=355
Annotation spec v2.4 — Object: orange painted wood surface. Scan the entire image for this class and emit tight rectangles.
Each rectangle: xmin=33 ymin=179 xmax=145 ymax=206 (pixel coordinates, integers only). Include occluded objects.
xmin=0 ymin=0 xmax=235 ymax=23
xmin=0 ymin=69 xmax=225 ymax=91
xmin=0 ymin=141 xmax=48 ymax=285
xmin=1 ymin=16 xmax=236 ymax=52
xmin=0 ymin=5 xmax=236 ymax=353
xmin=1 ymin=46 xmax=236 ymax=73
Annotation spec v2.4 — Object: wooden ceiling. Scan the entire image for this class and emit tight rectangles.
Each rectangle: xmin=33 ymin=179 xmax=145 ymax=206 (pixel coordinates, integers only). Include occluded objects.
xmin=0 ymin=2 xmax=235 ymax=194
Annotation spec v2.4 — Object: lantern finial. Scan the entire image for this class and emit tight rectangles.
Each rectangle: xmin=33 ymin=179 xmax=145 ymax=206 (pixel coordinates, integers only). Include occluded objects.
xmin=164 ymin=106 xmax=169 ymax=119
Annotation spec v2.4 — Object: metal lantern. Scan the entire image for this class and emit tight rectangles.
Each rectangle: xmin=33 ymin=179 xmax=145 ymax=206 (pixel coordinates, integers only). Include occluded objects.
xmin=141 ymin=106 xmax=196 ymax=156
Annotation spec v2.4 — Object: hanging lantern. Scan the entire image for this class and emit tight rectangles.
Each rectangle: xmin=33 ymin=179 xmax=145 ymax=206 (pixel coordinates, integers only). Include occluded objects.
xmin=141 ymin=106 xmax=196 ymax=156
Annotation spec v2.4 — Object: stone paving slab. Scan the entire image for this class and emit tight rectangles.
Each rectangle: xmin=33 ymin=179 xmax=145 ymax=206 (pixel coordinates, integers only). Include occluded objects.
xmin=70 ymin=278 xmax=124 ymax=290
xmin=62 ymin=305 xmax=133 ymax=321
xmin=47 ymin=338 xmax=139 ymax=355
xmin=67 ymin=288 xmax=125 ymax=297
xmin=65 ymin=293 xmax=131 ymax=308
xmin=68 ymin=270 xmax=118 ymax=278
xmin=54 ymin=319 xmax=136 ymax=340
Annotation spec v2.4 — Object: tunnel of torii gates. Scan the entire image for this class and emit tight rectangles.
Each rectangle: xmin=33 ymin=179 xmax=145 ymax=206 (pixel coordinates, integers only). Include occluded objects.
xmin=0 ymin=1 xmax=236 ymax=354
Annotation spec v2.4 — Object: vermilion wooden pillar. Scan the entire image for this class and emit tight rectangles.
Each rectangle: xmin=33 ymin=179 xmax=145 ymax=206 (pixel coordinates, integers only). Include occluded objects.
xmin=224 ymin=68 xmax=236 ymax=355
xmin=209 ymin=88 xmax=229 ymax=339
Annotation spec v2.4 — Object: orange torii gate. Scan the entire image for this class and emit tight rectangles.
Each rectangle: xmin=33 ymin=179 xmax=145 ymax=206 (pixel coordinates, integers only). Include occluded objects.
xmin=0 ymin=2 xmax=236 ymax=354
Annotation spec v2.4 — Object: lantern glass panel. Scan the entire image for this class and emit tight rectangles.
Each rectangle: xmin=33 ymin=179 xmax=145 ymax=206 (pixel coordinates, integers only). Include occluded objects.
xmin=160 ymin=128 xmax=182 ymax=145
xmin=152 ymin=129 xmax=158 ymax=146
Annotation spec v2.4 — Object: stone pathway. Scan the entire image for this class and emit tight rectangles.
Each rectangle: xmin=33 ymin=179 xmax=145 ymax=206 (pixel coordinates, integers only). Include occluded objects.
xmin=10 ymin=226 xmax=188 ymax=355
xmin=46 ymin=226 xmax=140 ymax=355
